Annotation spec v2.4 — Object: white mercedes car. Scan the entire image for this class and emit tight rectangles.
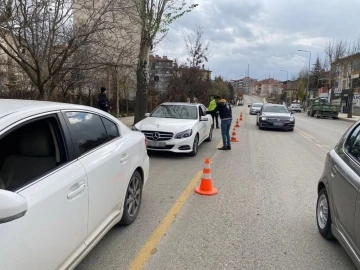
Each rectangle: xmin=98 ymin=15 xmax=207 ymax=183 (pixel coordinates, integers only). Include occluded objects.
xmin=0 ymin=99 xmax=149 ymax=269
xmin=132 ymin=102 xmax=213 ymax=156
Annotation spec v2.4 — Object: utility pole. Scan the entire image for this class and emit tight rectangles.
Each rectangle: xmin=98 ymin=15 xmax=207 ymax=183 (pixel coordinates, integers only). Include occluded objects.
xmin=298 ymin=50 xmax=312 ymax=108
xmin=247 ymin=64 xmax=250 ymax=94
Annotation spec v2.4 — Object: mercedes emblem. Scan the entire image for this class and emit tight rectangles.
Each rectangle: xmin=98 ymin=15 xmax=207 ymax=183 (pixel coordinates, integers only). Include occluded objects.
xmin=152 ymin=132 xmax=160 ymax=140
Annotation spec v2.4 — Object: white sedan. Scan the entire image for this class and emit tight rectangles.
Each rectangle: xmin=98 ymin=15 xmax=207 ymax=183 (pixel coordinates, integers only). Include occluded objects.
xmin=0 ymin=99 xmax=149 ymax=269
xmin=133 ymin=102 xmax=213 ymax=156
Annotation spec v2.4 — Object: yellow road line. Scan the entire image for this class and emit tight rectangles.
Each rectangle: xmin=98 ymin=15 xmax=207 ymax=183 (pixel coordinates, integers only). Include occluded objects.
xmin=316 ymin=144 xmax=323 ymax=148
xmin=128 ymin=170 xmax=203 ymax=270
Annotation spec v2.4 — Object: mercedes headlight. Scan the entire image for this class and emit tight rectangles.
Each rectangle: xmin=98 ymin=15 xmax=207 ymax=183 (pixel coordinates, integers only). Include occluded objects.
xmin=174 ymin=129 xmax=192 ymax=139
xmin=290 ymin=117 xmax=294 ymax=122
xmin=132 ymin=125 xmax=140 ymax=131
xmin=261 ymin=116 xmax=267 ymax=120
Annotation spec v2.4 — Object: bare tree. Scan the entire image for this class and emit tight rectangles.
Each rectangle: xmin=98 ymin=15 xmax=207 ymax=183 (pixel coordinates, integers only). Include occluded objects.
xmin=95 ymin=18 xmax=139 ymax=117
xmin=184 ymin=25 xmax=211 ymax=67
xmin=324 ymin=39 xmax=347 ymax=90
xmin=0 ymin=0 xmax=124 ymax=100
xmin=131 ymin=0 xmax=198 ymax=124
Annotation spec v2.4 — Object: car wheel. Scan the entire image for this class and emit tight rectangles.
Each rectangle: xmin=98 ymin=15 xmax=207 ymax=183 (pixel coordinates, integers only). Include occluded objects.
xmin=189 ymin=134 xmax=199 ymax=156
xmin=316 ymin=188 xmax=333 ymax=239
xmin=205 ymin=126 xmax=213 ymax=142
xmin=119 ymin=170 xmax=143 ymax=225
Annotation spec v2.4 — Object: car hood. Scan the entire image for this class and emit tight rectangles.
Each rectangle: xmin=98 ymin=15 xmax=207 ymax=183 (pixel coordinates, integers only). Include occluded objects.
xmin=135 ymin=117 xmax=197 ymax=133
xmin=251 ymin=107 xmax=261 ymax=110
xmin=262 ymin=112 xmax=292 ymax=118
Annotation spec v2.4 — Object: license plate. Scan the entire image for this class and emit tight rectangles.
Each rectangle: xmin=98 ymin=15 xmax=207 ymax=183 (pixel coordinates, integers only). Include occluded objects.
xmin=273 ymin=122 xmax=284 ymax=126
xmin=147 ymin=140 xmax=166 ymax=148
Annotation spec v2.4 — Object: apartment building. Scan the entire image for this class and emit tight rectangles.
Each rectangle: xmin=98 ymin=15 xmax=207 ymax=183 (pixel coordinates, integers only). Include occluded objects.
xmin=255 ymin=78 xmax=283 ymax=98
xmin=149 ymin=55 xmax=174 ymax=93
xmin=73 ymin=1 xmax=141 ymax=100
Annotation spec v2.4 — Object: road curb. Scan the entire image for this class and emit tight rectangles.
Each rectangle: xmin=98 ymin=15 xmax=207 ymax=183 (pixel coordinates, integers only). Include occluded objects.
xmin=337 ymin=117 xmax=359 ymax=123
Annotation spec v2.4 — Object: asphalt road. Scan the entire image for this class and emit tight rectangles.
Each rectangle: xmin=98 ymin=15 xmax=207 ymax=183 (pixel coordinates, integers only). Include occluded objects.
xmin=77 ymin=96 xmax=357 ymax=270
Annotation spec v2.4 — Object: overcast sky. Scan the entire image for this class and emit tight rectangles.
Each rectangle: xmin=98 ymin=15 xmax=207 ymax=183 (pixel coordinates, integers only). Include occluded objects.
xmin=155 ymin=0 xmax=360 ymax=82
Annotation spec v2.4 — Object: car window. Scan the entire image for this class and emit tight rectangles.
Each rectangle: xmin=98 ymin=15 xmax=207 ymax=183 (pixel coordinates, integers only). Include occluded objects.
xmin=150 ymin=105 xmax=197 ymax=119
xmin=263 ymin=106 xmax=289 ymax=113
xmin=200 ymin=105 xmax=207 ymax=116
xmin=66 ymin=112 xmax=109 ymax=155
xmin=0 ymin=116 xmax=67 ymax=191
xmin=345 ymin=125 xmax=360 ymax=162
xmin=102 ymin=117 xmax=120 ymax=140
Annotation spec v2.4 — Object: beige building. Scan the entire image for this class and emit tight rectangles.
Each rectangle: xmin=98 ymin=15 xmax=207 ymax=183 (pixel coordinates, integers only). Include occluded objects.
xmin=254 ymin=78 xmax=283 ymax=98
xmin=72 ymin=1 xmax=141 ymax=99
xmin=0 ymin=29 xmax=28 ymax=92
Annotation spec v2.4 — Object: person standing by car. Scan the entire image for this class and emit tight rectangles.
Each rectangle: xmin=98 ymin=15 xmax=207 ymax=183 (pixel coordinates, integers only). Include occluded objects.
xmin=208 ymin=96 xmax=219 ymax=129
xmin=98 ymin=87 xmax=111 ymax=113
xmin=207 ymin=97 xmax=232 ymax=150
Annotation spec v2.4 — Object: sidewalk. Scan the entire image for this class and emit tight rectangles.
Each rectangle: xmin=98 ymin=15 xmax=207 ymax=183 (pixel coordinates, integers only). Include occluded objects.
xmin=338 ymin=113 xmax=360 ymax=123
xmin=118 ymin=116 xmax=134 ymax=127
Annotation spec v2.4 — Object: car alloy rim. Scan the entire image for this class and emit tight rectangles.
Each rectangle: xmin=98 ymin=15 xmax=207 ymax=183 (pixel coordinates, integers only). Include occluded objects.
xmin=126 ymin=175 xmax=141 ymax=217
xmin=317 ymin=194 xmax=328 ymax=229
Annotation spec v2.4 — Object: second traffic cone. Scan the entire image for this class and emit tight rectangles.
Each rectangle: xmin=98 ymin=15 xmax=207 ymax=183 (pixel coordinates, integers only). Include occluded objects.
xmin=195 ymin=157 xmax=218 ymax=196
xmin=231 ymin=128 xmax=239 ymax=142
xmin=235 ymin=119 xmax=240 ymax=127
xmin=240 ymin=113 xmax=243 ymax=121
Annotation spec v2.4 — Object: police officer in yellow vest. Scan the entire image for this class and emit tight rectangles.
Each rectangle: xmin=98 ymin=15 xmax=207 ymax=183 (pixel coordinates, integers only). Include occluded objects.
xmin=208 ymin=96 xmax=219 ymax=129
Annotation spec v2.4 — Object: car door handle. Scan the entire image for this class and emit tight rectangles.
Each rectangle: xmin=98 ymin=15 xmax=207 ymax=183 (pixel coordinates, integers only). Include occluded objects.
xmin=331 ymin=164 xmax=339 ymax=177
xmin=67 ymin=183 xmax=86 ymax=199
xmin=120 ymin=153 xmax=129 ymax=163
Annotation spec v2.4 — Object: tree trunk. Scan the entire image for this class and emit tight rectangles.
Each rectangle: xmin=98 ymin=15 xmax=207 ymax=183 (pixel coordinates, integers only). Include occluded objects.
xmin=39 ymin=85 xmax=49 ymax=101
xmin=348 ymin=76 xmax=354 ymax=118
xmin=348 ymin=89 xmax=354 ymax=118
xmin=134 ymin=30 xmax=151 ymax=124
xmin=115 ymin=66 xmax=120 ymax=117
xmin=123 ymin=86 xmax=128 ymax=116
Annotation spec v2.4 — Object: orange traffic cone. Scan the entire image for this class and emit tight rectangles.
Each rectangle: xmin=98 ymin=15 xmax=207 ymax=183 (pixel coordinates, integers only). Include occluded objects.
xmin=240 ymin=114 xmax=243 ymax=121
xmin=235 ymin=119 xmax=240 ymax=127
xmin=195 ymin=158 xmax=218 ymax=196
xmin=231 ymin=128 xmax=239 ymax=142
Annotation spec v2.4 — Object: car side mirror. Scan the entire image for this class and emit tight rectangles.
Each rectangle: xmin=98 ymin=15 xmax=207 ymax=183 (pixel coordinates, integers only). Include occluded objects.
xmin=0 ymin=189 xmax=28 ymax=224
xmin=248 ymin=105 xmax=250 ymax=107
xmin=200 ymin=116 xmax=208 ymax=122
xmin=144 ymin=113 xmax=150 ymax=118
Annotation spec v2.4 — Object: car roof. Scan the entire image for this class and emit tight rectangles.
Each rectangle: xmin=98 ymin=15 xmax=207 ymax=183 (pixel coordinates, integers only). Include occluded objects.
xmin=263 ymin=104 xmax=286 ymax=107
xmin=161 ymin=102 xmax=200 ymax=107
xmin=0 ymin=99 xmax=95 ymax=119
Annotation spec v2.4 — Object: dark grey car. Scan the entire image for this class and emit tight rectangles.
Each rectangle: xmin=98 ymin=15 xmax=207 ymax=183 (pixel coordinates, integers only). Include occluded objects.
xmin=317 ymin=122 xmax=360 ymax=269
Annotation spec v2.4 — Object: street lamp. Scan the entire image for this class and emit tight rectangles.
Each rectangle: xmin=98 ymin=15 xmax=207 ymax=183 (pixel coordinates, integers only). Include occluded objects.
xmin=280 ymin=70 xmax=288 ymax=104
xmin=298 ymin=49 xmax=311 ymax=108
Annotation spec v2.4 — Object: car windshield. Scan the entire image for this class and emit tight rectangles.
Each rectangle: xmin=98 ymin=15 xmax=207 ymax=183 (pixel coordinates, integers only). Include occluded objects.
xmin=252 ymin=103 xmax=263 ymax=107
xmin=292 ymin=104 xmax=301 ymax=107
xmin=263 ymin=106 xmax=289 ymax=113
xmin=150 ymin=104 xmax=197 ymax=119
